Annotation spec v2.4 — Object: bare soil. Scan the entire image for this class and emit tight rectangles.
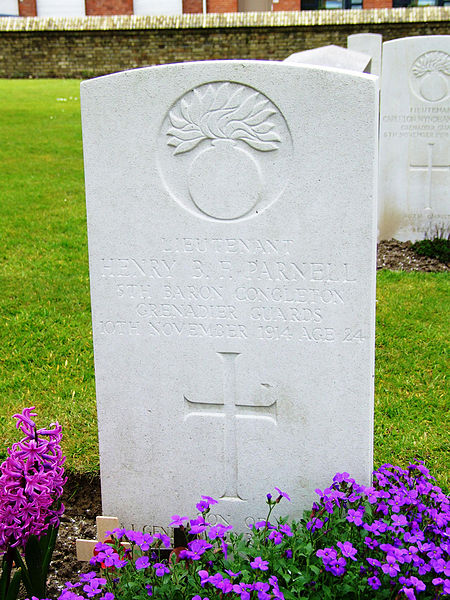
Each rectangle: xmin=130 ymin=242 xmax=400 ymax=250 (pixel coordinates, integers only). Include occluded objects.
xmin=376 ymin=240 xmax=448 ymax=273
xmin=45 ymin=240 xmax=448 ymax=599
xmin=46 ymin=474 xmax=102 ymax=598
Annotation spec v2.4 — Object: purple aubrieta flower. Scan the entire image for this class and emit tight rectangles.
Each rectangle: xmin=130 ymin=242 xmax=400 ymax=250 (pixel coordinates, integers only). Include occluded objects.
xmin=80 ymin=573 xmax=105 ymax=583
xmin=391 ymin=514 xmax=408 ymax=528
xmin=0 ymin=407 xmax=66 ymax=551
xmin=274 ymin=487 xmax=291 ymax=502
xmin=433 ymin=578 xmax=450 ymax=595
xmin=279 ymin=523 xmax=293 ymax=537
xmin=180 ymin=539 xmax=213 ymax=561
xmin=152 ymin=562 xmax=170 ymax=577
xmin=401 ymin=587 xmax=417 ymax=600
xmin=306 ymin=518 xmax=324 ymax=531
xmin=185 ymin=538 xmax=213 ymax=560
xmin=201 ymin=495 xmax=218 ymax=505
xmin=189 ymin=516 xmax=209 ymax=535
xmin=195 ymin=495 xmax=218 ymax=512
xmin=152 ymin=532 xmax=171 ymax=548
xmin=317 ymin=547 xmax=337 ymax=565
xmin=367 ymin=576 xmax=381 ymax=590
xmin=268 ymin=529 xmax=283 ymax=545
xmin=364 ymin=536 xmax=378 ymax=549
xmin=135 ymin=556 xmax=150 ymax=570
xmin=328 ymin=556 xmax=347 ymax=577
xmin=169 ymin=514 xmax=188 ymax=528
xmin=337 ymin=541 xmax=357 ymax=561
xmin=198 ymin=569 xmax=209 ymax=585
xmin=381 ymin=555 xmax=400 ymax=577
xmin=59 ymin=592 xmax=83 ymax=600
xmin=221 ymin=539 xmax=228 ymax=560
xmin=250 ymin=556 xmax=269 ymax=571
xmin=92 ymin=546 xmax=126 ymax=569
xmin=82 ymin=576 xmax=107 ymax=598
xmin=54 ymin=460 xmax=449 ymax=600
xmin=207 ymin=523 xmax=232 ymax=540
xmin=225 ymin=569 xmax=241 ymax=577
xmin=346 ymin=508 xmax=364 ymax=526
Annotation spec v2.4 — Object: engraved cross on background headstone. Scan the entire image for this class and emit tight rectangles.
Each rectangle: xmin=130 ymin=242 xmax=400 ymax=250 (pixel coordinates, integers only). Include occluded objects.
xmin=410 ymin=142 xmax=450 ymax=215
xmin=184 ymin=352 xmax=277 ymax=501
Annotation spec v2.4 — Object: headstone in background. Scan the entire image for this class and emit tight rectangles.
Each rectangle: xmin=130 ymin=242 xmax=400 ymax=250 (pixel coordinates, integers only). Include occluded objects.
xmin=284 ymin=45 xmax=372 ymax=73
xmin=378 ymin=36 xmax=450 ymax=241
xmin=348 ymin=33 xmax=383 ymax=77
xmin=81 ymin=60 xmax=378 ymax=534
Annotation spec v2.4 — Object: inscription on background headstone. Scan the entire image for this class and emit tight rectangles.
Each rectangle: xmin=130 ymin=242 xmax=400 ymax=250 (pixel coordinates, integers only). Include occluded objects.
xmin=378 ymin=36 xmax=450 ymax=241
xmin=81 ymin=61 xmax=378 ymax=532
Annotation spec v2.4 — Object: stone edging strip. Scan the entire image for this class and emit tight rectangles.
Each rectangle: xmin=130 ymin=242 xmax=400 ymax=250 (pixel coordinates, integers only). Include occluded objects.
xmin=0 ymin=7 xmax=448 ymax=32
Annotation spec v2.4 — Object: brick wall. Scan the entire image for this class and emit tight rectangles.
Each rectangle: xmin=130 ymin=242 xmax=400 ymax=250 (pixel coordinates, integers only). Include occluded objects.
xmin=363 ymin=0 xmax=392 ymax=8
xmin=18 ymin=0 xmax=37 ymax=16
xmin=86 ymin=0 xmax=133 ymax=15
xmin=0 ymin=8 xmax=447 ymax=78
xmin=273 ymin=0 xmax=301 ymax=10
xmin=208 ymin=0 xmax=239 ymax=11
xmin=183 ymin=0 xmax=203 ymax=12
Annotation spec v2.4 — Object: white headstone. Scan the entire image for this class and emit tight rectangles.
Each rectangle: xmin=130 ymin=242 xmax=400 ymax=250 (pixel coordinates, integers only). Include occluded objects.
xmin=284 ymin=45 xmax=372 ymax=73
xmin=348 ymin=33 xmax=383 ymax=77
xmin=81 ymin=60 xmax=378 ymax=534
xmin=379 ymin=36 xmax=450 ymax=241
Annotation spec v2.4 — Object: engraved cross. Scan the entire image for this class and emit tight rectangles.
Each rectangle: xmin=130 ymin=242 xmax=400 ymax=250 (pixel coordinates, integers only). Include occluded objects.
xmin=409 ymin=143 xmax=450 ymax=214
xmin=184 ymin=352 xmax=277 ymax=502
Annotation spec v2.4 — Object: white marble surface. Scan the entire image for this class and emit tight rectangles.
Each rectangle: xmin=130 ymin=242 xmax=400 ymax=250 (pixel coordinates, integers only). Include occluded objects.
xmin=284 ymin=45 xmax=371 ymax=73
xmin=348 ymin=33 xmax=382 ymax=77
xmin=378 ymin=36 xmax=450 ymax=241
xmin=81 ymin=60 xmax=378 ymax=534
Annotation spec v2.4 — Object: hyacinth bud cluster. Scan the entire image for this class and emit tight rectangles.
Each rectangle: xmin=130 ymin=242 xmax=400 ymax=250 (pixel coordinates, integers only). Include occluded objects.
xmin=0 ymin=406 xmax=66 ymax=551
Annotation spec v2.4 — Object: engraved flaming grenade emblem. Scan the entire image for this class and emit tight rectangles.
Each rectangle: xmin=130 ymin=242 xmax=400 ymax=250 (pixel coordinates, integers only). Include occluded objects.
xmin=165 ymin=82 xmax=283 ymax=220
xmin=410 ymin=51 xmax=450 ymax=103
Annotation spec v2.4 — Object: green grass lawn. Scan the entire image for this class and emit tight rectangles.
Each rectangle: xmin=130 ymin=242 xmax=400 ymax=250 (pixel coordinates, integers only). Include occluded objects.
xmin=0 ymin=80 xmax=448 ymax=490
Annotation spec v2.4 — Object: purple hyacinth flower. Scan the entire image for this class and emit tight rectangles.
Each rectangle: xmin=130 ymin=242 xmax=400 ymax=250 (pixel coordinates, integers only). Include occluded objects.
xmin=0 ymin=407 xmax=66 ymax=552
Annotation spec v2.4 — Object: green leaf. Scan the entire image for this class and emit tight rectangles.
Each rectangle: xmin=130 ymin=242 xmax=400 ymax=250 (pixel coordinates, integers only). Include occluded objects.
xmin=41 ymin=524 xmax=59 ymax=584
xmin=23 ymin=535 xmax=45 ymax=598
xmin=0 ymin=553 xmax=13 ymax=600
xmin=9 ymin=549 xmax=32 ymax=597
xmin=5 ymin=570 xmax=22 ymax=600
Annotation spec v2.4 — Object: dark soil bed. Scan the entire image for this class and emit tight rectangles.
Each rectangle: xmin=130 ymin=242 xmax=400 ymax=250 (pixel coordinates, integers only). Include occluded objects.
xmin=377 ymin=240 xmax=448 ymax=272
xmin=46 ymin=474 xmax=102 ymax=598
xmin=45 ymin=240 xmax=448 ymax=599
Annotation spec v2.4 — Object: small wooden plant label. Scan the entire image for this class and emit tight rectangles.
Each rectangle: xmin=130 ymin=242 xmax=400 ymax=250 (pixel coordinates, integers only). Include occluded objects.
xmin=76 ymin=516 xmax=130 ymax=561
